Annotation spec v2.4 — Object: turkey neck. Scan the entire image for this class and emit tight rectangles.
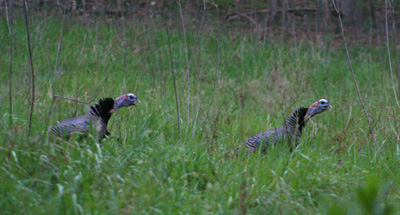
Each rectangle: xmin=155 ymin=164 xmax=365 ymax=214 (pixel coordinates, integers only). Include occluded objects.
xmin=94 ymin=110 xmax=112 ymax=124
xmin=283 ymin=107 xmax=308 ymax=140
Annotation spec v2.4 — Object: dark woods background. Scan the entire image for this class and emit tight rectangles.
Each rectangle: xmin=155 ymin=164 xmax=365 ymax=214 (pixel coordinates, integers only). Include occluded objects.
xmin=2 ymin=0 xmax=398 ymax=40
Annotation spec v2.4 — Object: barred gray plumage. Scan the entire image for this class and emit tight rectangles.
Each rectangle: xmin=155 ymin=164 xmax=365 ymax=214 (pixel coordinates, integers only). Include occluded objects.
xmin=50 ymin=93 xmax=140 ymax=141
xmin=245 ymin=99 xmax=331 ymax=153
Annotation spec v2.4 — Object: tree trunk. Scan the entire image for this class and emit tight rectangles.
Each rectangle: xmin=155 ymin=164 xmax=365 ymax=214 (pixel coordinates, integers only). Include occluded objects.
xmin=341 ymin=0 xmax=363 ymax=26
xmin=269 ymin=0 xmax=278 ymax=23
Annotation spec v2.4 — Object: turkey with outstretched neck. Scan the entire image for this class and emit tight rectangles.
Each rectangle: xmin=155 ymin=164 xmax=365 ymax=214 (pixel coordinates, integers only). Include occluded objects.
xmin=245 ymin=99 xmax=331 ymax=153
xmin=50 ymin=93 xmax=140 ymax=142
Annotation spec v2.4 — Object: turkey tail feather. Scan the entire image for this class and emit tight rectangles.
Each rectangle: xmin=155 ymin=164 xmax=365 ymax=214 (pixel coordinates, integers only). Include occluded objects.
xmin=90 ymin=98 xmax=114 ymax=119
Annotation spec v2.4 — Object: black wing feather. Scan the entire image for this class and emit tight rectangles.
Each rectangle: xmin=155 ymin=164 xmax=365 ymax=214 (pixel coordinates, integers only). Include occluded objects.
xmin=90 ymin=97 xmax=114 ymax=123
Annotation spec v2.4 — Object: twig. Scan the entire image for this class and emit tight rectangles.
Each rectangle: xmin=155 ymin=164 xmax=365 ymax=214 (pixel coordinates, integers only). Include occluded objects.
xmin=191 ymin=61 xmax=206 ymax=141
xmin=282 ymin=0 xmax=288 ymax=33
xmin=384 ymin=0 xmax=399 ymax=107
xmin=162 ymin=0 xmax=181 ymax=138
xmin=94 ymin=0 xmax=99 ymax=54
xmin=208 ymin=3 xmax=221 ymax=119
xmin=48 ymin=1 xmax=66 ymax=131
xmin=188 ymin=0 xmax=207 ymax=141
xmin=191 ymin=0 xmax=207 ymax=140
xmin=148 ymin=0 xmax=173 ymax=134
xmin=176 ymin=0 xmax=207 ymax=140
xmin=317 ymin=0 xmax=322 ymax=34
xmin=389 ymin=0 xmax=400 ymax=100
xmin=5 ymin=0 xmax=14 ymax=140
xmin=122 ymin=15 xmax=127 ymax=74
xmin=199 ymin=2 xmax=221 ymax=142
xmin=240 ymin=13 xmax=261 ymax=34
xmin=86 ymin=67 xmax=114 ymax=104
xmin=332 ymin=0 xmax=376 ymax=143
xmin=1 ymin=109 xmax=7 ymax=134
xmin=23 ymin=0 xmax=35 ymax=137
xmin=239 ymin=171 xmax=248 ymax=215
xmin=88 ymin=0 xmax=107 ymax=104
xmin=176 ymin=0 xmax=191 ymax=139
xmin=54 ymin=95 xmax=90 ymax=104
xmin=226 ymin=7 xmax=318 ymax=21
xmin=72 ymin=32 xmax=87 ymax=115
xmin=201 ymin=2 xmax=221 ymax=144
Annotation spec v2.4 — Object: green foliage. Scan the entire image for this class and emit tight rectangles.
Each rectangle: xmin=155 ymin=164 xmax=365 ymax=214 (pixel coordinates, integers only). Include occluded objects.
xmin=356 ymin=176 xmax=393 ymax=215
xmin=1 ymin=15 xmax=400 ymax=214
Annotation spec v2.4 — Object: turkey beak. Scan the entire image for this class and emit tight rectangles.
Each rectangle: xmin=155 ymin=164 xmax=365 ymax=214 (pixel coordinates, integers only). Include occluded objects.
xmin=327 ymin=104 xmax=332 ymax=110
xmin=133 ymin=99 xmax=141 ymax=106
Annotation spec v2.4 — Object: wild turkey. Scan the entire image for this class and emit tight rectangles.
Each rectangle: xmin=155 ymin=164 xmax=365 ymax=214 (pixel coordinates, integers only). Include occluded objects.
xmin=245 ymin=99 xmax=331 ymax=153
xmin=50 ymin=93 xmax=140 ymax=141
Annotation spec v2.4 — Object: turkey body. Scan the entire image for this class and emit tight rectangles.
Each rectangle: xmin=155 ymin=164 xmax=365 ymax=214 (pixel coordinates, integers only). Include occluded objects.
xmin=245 ymin=99 xmax=331 ymax=154
xmin=50 ymin=93 xmax=140 ymax=141
xmin=50 ymin=98 xmax=114 ymax=141
xmin=246 ymin=107 xmax=307 ymax=153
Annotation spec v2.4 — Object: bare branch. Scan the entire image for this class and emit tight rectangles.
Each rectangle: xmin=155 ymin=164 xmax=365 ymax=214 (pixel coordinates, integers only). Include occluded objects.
xmin=208 ymin=2 xmax=221 ymax=118
xmin=1 ymin=108 xmax=7 ymax=134
xmin=191 ymin=60 xmax=206 ymax=141
xmin=122 ymin=16 xmax=127 ymax=74
xmin=384 ymin=0 xmax=399 ymax=107
xmin=389 ymin=0 xmax=400 ymax=100
xmin=162 ymin=0 xmax=181 ymax=138
xmin=47 ymin=1 xmax=66 ymax=133
xmin=23 ymin=0 xmax=35 ymax=137
xmin=332 ymin=0 xmax=376 ymax=143
xmin=176 ymin=0 xmax=191 ymax=139
xmin=54 ymin=95 xmax=90 ymax=104
xmin=71 ymin=32 xmax=87 ymax=116
xmin=226 ymin=7 xmax=318 ymax=21
xmin=5 ymin=0 xmax=14 ymax=140
xmin=175 ymin=0 xmax=207 ymax=140
xmin=148 ymin=1 xmax=173 ymax=135
xmin=190 ymin=0 xmax=207 ymax=141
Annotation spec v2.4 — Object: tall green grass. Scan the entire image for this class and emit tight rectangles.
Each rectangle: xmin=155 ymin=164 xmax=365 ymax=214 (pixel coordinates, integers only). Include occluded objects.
xmin=0 ymin=14 xmax=399 ymax=214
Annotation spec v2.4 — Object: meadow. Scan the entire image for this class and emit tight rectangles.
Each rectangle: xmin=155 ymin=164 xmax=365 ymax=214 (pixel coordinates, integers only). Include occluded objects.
xmin=1 ymin=13 xmax=400 ymax=214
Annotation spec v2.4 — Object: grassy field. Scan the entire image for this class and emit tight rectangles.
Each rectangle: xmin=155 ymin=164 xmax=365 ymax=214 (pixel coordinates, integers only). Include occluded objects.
xmin=1 ymin=14 xmax=400 ymax=214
